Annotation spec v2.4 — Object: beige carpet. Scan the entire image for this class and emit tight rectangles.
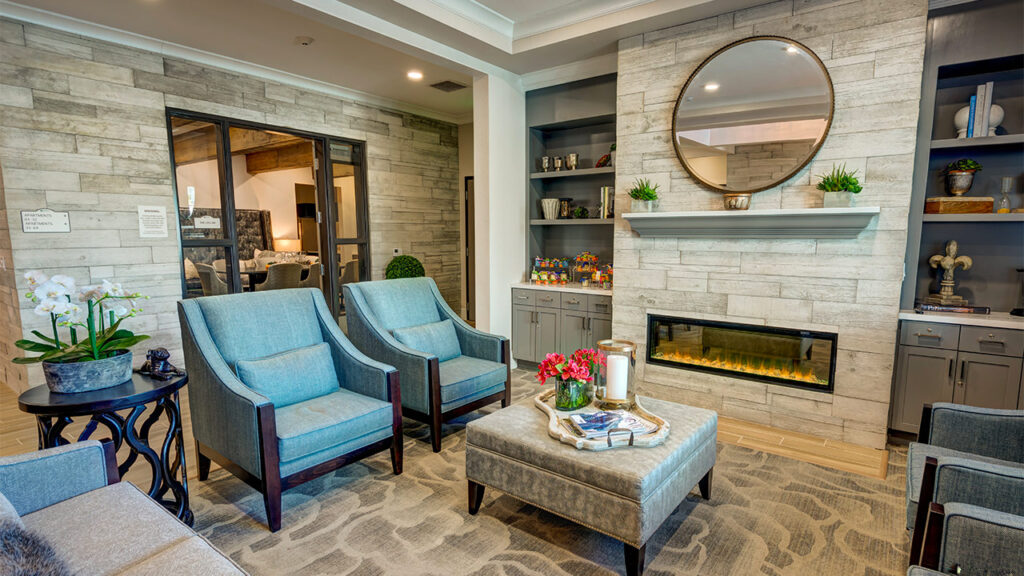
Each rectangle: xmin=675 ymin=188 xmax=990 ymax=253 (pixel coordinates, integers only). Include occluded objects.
xmin=192 ymin=371 xmax=910 ymax=575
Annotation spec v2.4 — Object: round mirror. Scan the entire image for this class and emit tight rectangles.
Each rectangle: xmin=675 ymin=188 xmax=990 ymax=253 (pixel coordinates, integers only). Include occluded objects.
xmin=672 ymin=36 xmax=834 ymax=194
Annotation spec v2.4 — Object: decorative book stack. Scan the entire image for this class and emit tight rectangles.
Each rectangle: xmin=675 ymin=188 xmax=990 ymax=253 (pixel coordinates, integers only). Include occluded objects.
xmin=958 ymin=80 xmax=1001 ymax=139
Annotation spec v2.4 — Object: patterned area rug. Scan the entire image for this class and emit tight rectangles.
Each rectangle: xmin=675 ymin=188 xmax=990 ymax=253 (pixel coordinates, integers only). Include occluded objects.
xmin=191 ymin=370 xmax=910 ymax=575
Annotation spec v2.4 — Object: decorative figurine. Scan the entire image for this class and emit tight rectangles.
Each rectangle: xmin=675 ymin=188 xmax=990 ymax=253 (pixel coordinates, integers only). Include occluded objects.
xmin=137 ymin=347 xmax=186 ymax=381
xmin=926 ymin=240 xmax=973 ymax=306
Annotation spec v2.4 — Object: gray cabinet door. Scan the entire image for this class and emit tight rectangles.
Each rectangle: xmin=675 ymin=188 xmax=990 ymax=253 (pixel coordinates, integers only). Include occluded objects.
xmin=589 ymin=313 xmax=612 ymax=347
xmin=560 ymin=309 xmax=588 ymax=355
xmin=535 ymin=308 xmax=560 ymax=361
xmin=956 ymin=351 xmax=1023 ymax=410
xmin=892 ymin=345 xmax=956 ymax=433
xmin=512 ymin=305 xmax=535 ymax=362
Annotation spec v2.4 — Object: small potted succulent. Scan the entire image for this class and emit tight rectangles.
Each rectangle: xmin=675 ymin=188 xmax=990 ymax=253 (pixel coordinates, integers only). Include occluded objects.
xmin=572 ymin=206 xmax=590 ymax=219
xmin=816 ymin=163 xmax=863 ymax=207
xmin=628 ymin=177 xmax=660 ymax=213
xmin=536 ymin=348 xmax=606 ymax=411
xmin=385 ymin=254 xmax=425 ymax=279
xmin=945 ymin=158 xmax=982 ymax=196
xmin=16 ymin=271 xmax=149 ymax=393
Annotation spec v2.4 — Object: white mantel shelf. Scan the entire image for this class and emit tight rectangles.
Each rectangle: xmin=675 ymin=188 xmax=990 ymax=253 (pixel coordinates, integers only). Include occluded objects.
xmin=622 ymin=207 xmax=881 ymax=239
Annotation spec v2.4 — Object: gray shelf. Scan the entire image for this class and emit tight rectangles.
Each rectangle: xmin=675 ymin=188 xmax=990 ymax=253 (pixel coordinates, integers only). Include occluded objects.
xmin=930 ymin=134 xmax=1024 ymax=149
xmin=530 ymin=167 xmax=615 ymax=180
xmin=622 ymin=207 xmax=880 ymax=239
xmin=922 ymin=213 xmax=1024 ymax=222
xmin=530 ymin=219 xmax=615 ymax=226
xmin=530 ymin=113 xmax=616 ymax=131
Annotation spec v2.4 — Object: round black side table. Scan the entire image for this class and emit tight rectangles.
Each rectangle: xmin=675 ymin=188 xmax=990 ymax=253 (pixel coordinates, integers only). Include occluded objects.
xmin=18 ymin=373 xmax=192 ymax=526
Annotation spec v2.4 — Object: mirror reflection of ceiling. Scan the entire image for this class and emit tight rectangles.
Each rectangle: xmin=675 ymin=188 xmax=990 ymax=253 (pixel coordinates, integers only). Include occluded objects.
xmin=674 ymin=37 xmax=833 ymax=193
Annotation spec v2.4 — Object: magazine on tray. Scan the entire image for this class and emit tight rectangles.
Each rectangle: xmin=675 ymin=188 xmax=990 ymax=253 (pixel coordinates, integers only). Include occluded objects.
xmin=562 ymin=409 xmax=659 ymax=439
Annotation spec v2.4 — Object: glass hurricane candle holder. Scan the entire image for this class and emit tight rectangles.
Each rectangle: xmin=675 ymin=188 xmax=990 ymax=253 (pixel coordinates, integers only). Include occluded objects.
xmin=594 ymin=339 xmax=636 ymax=410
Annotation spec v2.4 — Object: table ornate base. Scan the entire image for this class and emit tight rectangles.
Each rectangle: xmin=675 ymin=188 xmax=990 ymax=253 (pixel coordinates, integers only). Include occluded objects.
xmin=34 ymin=392 xmax=192 ymax=525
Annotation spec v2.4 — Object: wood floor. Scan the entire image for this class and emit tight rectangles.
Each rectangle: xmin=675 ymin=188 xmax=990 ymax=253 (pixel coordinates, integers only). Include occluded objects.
xmin=0 ymin=379 xmax=889 ymax=491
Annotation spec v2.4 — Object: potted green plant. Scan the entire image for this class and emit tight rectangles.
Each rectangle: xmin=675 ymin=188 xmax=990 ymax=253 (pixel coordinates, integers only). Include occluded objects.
xmin=572 ymin=206 xmax=589 ymax=219
xmin=385 ymin=254 xmax=425 ymax=279
xmin=945 ymin=158 xmax=982 ymax=196
xmin=16 ymin=271 xmax=149 ymax=393
xmin=816 ymin=163 xmax=863 ymax=207
xmin=628 ymin=177 xmax=660 ymax=213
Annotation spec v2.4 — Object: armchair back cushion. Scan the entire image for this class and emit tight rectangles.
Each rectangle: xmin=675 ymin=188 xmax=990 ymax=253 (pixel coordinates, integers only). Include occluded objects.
xmin=195 ymin=289 xmax=324 ymax=368
xmin=393 ymin=319 xmax=461 ymax=362
xmin=236 ymin=342 xmax=340 ymax=408
xmin=357 ymin=277 xmax=441 ymax=331
xmin=928 ymin=403 xmax=1024 ymax=463
xmin=0 ymin=492 xmax=22 ymax=528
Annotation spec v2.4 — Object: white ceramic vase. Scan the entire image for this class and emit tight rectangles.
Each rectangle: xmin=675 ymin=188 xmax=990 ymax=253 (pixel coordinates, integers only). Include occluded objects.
xmin=541 ymin=198 xmax=559 ymax=220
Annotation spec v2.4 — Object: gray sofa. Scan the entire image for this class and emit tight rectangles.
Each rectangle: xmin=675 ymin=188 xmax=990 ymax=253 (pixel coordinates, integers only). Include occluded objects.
xmin=0 ymin=441 xmax=245 ymax=575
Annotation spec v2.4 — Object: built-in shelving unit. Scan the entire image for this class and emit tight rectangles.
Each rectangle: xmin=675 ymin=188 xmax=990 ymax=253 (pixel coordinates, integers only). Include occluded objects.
xmin=901 ymin=0 xmax=1024 ymax=313
xmin=525 ymin=75 xmax=617 ymax=271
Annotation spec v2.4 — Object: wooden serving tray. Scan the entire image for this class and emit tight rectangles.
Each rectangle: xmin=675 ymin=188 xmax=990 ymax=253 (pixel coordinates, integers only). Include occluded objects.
xmin=533 ymin=389 xmax=670 ymax=451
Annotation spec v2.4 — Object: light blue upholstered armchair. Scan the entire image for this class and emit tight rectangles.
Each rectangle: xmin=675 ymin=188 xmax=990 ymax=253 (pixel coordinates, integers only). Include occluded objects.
xmin=178 ymin=288 xmax=402 ymax=532
xmin=343 ymin=277 xmax=511 ymax=452
xmin=906 ymin=403 xmax=1024 ymax=569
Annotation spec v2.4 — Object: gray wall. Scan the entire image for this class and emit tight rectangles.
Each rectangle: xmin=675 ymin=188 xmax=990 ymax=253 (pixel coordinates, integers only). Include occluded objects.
xmin=0 ymin=18 xmax=461 ymax=392
xmin=613 ymin=0 xmax=927 ymax=449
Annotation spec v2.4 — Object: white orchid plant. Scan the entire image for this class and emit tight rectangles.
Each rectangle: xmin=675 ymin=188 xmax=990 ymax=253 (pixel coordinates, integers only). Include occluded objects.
xmin=15 ymin=270 xmax=150 ymax=365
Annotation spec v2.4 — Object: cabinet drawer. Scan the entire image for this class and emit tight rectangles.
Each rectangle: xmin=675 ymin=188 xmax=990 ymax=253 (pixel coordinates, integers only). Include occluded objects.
xmin=588 ymin=295 xmax=612 ymax=314
xmin=901 ymin=321 xmax=959 ymax=349
xmin=535 ymin=291 xmax=560 ymax=309
xmin=512 ymin=289 xmax=535 ymax=307
xmin=959 ymin=326 xmax=1024 ymax=357
xmin=561 ymin=293 xmax=586 ymax=311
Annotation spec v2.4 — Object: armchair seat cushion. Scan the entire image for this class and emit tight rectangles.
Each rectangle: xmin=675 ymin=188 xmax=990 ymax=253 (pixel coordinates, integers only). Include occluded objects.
xmin=393 ymin=319 xmax=462 ymax=362
xmin=275 ymin=389 xmax=393 ymax=464
xmin=439 ymin=356 xmax=506 ymax=410
xmin=236 ymin=342 xmax=340 ymax=408
xmin=906 ymin=442 xmax=1024 ymax=529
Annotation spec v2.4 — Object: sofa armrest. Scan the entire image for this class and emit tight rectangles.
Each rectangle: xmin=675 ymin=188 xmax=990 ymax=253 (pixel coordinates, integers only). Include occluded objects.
xmin=179 ymin=301 xmax=271 ymax=480
xmin=923 ymin=403 xmax=1024 ymax=462
xmin=933 ymin=456 xmax=1024 ymax=516
xmin=920 ymin=502 xmax=1024 ymax=573
xmin=312 ymin=289 xmax=397 ymax=402
xmin=343 ymin=284 xmax=432 ymax=413
xmin=0 ymin=440 xmax=116 ymax=515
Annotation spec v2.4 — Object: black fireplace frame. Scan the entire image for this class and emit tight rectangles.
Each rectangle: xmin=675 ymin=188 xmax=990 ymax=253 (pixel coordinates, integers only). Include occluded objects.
xmin=645 ymin=314 xmax=838 ymax=394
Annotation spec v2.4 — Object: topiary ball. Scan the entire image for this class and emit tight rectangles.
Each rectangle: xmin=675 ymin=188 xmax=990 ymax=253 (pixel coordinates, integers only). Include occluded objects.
xmin=385 ymin=255 xmax=425 ymax=279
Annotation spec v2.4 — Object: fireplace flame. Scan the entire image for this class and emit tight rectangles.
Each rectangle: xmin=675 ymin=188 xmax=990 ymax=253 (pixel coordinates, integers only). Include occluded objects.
xmin=651 ymin=350 xmax=827 ymax=386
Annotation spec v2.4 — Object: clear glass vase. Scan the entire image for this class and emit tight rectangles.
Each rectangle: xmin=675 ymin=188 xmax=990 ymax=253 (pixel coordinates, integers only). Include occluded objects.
xmin=555 ymin=379 xmax=591 ymax=411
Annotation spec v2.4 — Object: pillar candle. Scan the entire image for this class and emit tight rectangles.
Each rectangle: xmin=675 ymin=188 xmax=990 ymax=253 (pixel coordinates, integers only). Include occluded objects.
xmin=606 ymin=355 xmax=628 ymax=400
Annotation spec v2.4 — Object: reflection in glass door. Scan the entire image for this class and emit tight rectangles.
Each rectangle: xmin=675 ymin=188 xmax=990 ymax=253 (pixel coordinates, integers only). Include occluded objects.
xmin=168 ymin=111 xmax=369 ymax=319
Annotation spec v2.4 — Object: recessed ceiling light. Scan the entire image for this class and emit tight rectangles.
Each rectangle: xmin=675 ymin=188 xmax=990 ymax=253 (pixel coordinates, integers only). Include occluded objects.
xmin=407 ymin=70 xmax=423 ymax=81
xmin=786 ymin=45 xmax=799 ymax=54
xmin=295 ymin=36 xmax=314 ymax=47
xmin=704 ymin=82 xmax=719 ymax=92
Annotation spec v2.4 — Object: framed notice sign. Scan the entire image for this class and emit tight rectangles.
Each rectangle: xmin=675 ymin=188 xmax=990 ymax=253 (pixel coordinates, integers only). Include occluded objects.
xmin=137 ymin=205 xmax=168 ymax=238
xmin=21 ymin=209 xmax=70 ymax=233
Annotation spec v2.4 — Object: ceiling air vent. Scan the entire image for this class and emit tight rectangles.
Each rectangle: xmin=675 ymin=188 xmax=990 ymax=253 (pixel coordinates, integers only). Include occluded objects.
xmin=430 ymin=80 xmax=468 ymax=93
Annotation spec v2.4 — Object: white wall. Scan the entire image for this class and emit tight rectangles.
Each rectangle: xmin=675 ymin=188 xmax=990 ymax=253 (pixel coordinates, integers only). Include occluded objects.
xmin=473 ymin=75 xmax=525 ymax=339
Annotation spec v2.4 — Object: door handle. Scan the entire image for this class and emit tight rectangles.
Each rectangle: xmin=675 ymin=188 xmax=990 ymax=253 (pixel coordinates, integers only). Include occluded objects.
xmin=913 ymin=332 xmax=941 ymax=340
xmin=567 ymin=298 xmax=580 ymax=305
xmin=959 ymin=359 xmax=966 ymax=380
xmin=947 ymin=358 xmax=954 ymax=379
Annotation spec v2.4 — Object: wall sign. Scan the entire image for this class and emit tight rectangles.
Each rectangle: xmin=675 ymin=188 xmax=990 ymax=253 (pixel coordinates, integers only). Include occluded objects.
xmin=137 ymin=205 xmax=168 ymax=238
xmin=194 ymin=215 xmax=220 ymax=229
xmin=21 ymin=209 xmax=70 ymax=233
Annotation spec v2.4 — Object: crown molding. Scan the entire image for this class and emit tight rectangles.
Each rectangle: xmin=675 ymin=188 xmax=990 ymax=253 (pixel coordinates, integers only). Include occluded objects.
xmin=520 ymin=53 xmax=617 ymax=91
xmin=0 ymin=0 xmax=473 ymax=124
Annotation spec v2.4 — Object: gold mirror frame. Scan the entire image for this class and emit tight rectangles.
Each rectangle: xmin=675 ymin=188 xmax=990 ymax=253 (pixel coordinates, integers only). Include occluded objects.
xmin=671 ymin=36 xmax=835 ymax=194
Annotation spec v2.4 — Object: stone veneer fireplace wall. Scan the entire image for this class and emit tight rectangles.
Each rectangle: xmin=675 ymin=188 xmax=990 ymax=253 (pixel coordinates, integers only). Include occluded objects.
xmin=612 ymin=0 xmax=927 ymax=449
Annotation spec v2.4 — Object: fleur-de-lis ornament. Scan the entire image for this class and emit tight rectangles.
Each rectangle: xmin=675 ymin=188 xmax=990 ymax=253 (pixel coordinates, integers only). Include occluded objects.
xmin=926 ymin=240 xmax=973 ymax=305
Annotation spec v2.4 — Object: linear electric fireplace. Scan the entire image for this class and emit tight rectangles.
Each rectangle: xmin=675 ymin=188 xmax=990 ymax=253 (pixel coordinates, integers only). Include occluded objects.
xmin=646 ymin=315 xmax=837 ymax=393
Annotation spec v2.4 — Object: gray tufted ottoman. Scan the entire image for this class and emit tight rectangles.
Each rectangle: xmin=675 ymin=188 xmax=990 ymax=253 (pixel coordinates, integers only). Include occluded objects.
xmin=465 ymin=397 xmax=717 ymax=576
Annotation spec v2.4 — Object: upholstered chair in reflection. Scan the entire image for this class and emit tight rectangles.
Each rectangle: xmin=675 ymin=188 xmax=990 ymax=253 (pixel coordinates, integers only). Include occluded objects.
xmin=255 ymin=262 xmax=303 ymax=291
xmin=344 ymin=277 xmax=510 ymax=452
xmin=299 ymin=267 xmax=320 ymax=289
xmin=178 ymin=288 xmax=402 ymax=532
xmin=195 ymin=262 xmax=229 ymax=296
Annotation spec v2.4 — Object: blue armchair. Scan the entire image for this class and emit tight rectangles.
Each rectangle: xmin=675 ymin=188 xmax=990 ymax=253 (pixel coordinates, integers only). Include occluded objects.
xmin=343 ymin=277 xmax=511 ymax=452
xmin=178 ymin=288 xmax=402 ymax=532
xmin=916 ymin=501 xmax=1024 ymax=573
xmin=907 ymin=403 xmax=1024 ymax=565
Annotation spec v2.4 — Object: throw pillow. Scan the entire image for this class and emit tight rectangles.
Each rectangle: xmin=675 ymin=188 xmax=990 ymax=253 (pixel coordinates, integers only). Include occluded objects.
xmin=0 ymin=521 xmax=72 ymax=576
xmin=236 ymin=342 xmax=339 ymax=407
xmin=183 ymin=258 xmax=199 ymax=280
xmin=393 ymin=319 xmax=462 ymax=362
xmin=0 ymin=492 xmax=22 ymax=529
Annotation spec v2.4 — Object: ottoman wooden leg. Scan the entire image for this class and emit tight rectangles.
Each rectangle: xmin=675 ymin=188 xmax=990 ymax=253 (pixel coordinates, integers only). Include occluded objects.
xmin=624 ymin=542 xmax=646 ymax=576
xmin=699 ymin=467 xmax=713 ymax=500
xmin=468 ymin=480 xmax=485 ymax=515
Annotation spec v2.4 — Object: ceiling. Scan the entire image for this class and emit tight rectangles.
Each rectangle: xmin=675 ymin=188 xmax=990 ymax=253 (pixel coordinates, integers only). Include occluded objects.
xmin=2 ymin=0 xmax=772 ymax=120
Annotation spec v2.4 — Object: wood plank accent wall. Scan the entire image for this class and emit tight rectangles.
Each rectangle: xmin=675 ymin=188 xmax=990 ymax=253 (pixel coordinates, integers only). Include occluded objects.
xmin=0 ymin=18 xmax=461 ymax=392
